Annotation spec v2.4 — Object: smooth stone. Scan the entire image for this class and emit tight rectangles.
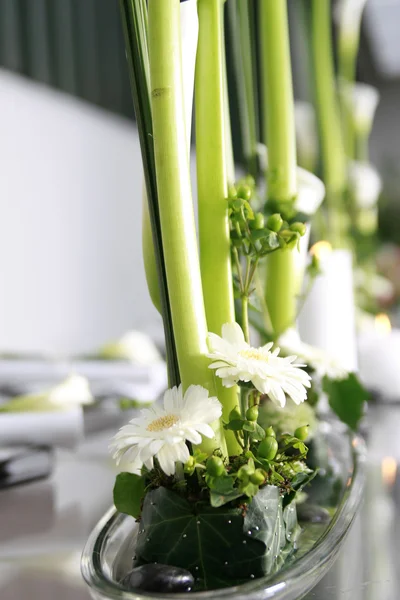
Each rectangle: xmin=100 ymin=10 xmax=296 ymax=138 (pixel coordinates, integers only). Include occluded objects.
xmin=122 ymin=563 xmax=194 ymax=593
xmin=297 ymin=504 xmax=331 ymax=524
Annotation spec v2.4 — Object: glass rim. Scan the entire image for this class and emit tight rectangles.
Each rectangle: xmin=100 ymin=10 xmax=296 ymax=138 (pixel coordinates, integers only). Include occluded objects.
xmin=81 ymin=426 xmax=366 ymax=600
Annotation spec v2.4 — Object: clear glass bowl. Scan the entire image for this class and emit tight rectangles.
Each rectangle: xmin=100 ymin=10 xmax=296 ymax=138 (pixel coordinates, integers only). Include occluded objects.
xmin=81 ymin=421 xmax=366 ymax=600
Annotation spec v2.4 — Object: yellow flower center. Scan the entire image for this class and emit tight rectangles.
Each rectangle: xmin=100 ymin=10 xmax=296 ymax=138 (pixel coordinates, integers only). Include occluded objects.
xmin=239 ymin=349 xmax=270 ymax=362
xmin=147 ymin=414 xmax=179 ymax=432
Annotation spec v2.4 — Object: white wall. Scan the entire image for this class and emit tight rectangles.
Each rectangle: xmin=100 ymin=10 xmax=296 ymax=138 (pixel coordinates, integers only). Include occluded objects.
xmin=0 ymin=69 xmax=162 ymax=355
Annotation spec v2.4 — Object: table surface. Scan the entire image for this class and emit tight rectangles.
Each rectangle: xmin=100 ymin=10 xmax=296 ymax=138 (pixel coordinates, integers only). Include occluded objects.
xmin=1 ymin=404 xmax=399 ymax=600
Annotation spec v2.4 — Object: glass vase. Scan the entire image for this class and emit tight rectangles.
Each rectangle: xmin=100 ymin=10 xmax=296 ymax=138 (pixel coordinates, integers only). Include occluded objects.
xmin=81 ymin=420 xmax=365 ymax=600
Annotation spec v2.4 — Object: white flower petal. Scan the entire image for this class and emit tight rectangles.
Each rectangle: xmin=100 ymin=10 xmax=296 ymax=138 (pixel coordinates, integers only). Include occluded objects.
xmin=109 ymin=384 xmax=223 ymax=477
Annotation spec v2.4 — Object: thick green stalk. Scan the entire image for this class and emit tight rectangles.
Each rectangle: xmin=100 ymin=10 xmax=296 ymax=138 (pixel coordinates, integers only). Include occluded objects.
xmin=265 ymin=248 xmax=299 ymax=339
xmin=119 ymin=0 xmax=179 ymax=386
xmin=260 ymin=0 xmax=297 ymax=203
xmin=148 ymin=0 xmax=226 ymax=456
xmin=311 ymin=0 xmax=347 ymax=247
xmin=196 ymin=0 xmax=241 ymax=454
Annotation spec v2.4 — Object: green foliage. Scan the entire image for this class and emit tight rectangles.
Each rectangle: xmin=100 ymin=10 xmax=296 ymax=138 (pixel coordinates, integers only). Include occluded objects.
xmin=323 ymin=373 xmax=369 ymax=431
xmin=113 ymin=473 xmax=145 ymax=518
xmin=135 ymin=486 xmax=297 ymax=590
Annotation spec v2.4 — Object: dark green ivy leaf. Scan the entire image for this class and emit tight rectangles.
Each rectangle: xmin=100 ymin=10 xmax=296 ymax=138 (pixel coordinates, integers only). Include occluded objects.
xmin=323 ymin=373 xmax=369 ymax=431
xmin=113 ymin=472 xmax=145 ymax=518
xmin=135 ymin=486 xmax=296 ymax=590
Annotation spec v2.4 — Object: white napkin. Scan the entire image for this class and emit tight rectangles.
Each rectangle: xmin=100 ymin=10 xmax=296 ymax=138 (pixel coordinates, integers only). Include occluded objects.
xmin=0 ymin=408 xmax=84 ymax=449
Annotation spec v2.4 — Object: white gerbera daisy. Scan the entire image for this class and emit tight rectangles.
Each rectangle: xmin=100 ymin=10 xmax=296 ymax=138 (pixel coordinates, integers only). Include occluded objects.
xmin=207 ymin=323 xmax=311 ymax=408
xmin=278 ymin=329 xmax=348 ymax=381
xmin=109 ymin=385 xmax=222 ymax=476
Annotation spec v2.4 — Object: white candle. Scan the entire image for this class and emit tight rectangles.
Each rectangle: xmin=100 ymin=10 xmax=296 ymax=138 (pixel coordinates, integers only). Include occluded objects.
xmin=358 ymin=314 xmax=400 ymax=399
xmin=298 ymin=246 xmax=358 ymax=372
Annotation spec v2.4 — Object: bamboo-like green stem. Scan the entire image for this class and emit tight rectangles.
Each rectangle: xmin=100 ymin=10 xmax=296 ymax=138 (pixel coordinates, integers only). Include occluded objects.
xmin=311 ymin=0 xmax=347 ymax=247
xmin=119 ymin=0 xmax=179 ymax=386
xmin=142 ymin=189 xmax=161 ymax=313
xmin=241 ymin=296 xmax=250 ymax=344
xmin=265 ymin=248 xmax=298 ymax=339
xmin=260 ymin=0 xmax=297 ymax=204
xmin=196 ymin=0 xmax=241 ymax=453
xmin=148 ymin=0 xmax=226 ymax=456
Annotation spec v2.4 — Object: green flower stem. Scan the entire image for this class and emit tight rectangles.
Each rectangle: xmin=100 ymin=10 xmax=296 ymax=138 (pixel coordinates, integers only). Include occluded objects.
xmin=260 ymin=0 xmax=297 ymax=203
xmin=265 ymin=247 xmax=298 ymax=339
xmin=148 ymin=0 xmax=226 ymax=456
xmin=142 ymin=189 xmax=161 ymax=313
xmin=311 ymin=0 xmax=348 ymax=247
xmin=241 ymin=295 xmax=250 ymax=345
xmin=196 ymin=0 xmax=241 ymax=454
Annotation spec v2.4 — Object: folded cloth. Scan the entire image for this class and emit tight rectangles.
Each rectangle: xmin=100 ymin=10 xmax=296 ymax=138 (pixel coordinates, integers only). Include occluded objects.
xmin=0 ymin=408 xmax=84 ymax=449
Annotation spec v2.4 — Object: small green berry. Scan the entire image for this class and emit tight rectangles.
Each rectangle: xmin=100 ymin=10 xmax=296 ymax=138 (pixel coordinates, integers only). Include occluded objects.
xmin=237 ymin=184 xmax=252 ymax=201
xmin=245 ymin=175 xmax=256 ymax=188
xmin=267 ymin=213 xmax=283 ymax=233
xmin=206 ymin=456 xmax=225 ymax=477
xmin=289 ymin=222 xmax=307 ymax=236
xmin=228 ymin=185 xmax=237 ymax=199
xmin=246 ymin=405 xmax=259 ymax=422
xmin=258 ymin=437 xmax=278 ymax=460
xmin=250 ymin=213 xmax=265 ymax=230
xmin=265 ymin=426 xmax=276 ymax=438
xmin=250 ymin=469 xmax=266 ymax=485
xmin=294 ymin=425 xmax=309 ymax=441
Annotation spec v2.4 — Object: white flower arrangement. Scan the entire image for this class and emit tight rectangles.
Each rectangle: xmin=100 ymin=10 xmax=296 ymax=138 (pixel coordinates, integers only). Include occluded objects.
xmin=207 ymin=323 xmax=311 ymax=407
xmin=110 ymin=385 xmax=222 ymax=476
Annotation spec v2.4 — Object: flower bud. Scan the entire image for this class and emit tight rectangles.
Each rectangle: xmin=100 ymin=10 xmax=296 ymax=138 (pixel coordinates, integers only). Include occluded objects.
xmin=265 ymin=426 xmax=276 ymax=438
xmin=229 ymin=407 xmax=242 ymax=421
xmin=250 ymin=469 xmax=266 ymax=485
xmin=237 ymin=464 xmax=255 ymax=480
xmin=289 ymin=222 xmax=307 ymax=236
xmin=250 ymin=213 xmax=265 ymax=230
xmin=184 ymin=456 xmax=196 ymax=473
xmin=294 ymin=425 xmax=309 ymax=441
xmin=237 ymin=184 xmax=252 ymax=201
xmin=267 ymin=213 xmax=283 ymax=233
xmin=246 ymin=405 xmax=259 ymax=422
xmin=206 ymin=456 xmax=226 ymax=477
xmin=228 ymin=185 xmax=238 ymax=199
xmin=245 ymin=175 xmax=256 ymax=188
xmin=258 ymin=437 xmax=278 ymax=460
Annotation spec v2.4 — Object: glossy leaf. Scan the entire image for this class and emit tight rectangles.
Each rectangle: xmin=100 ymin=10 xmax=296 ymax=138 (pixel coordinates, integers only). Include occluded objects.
xmin=323 ymin=373 xmax=368 ymax=431
xmin=113 ymin=472 xmax=145 ymax=519
xmin=136 ymin=486 xmax=296 ymax=590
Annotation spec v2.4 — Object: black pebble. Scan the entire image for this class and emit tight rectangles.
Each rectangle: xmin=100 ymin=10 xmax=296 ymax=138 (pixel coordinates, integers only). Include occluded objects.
xmin=122 ymin=563 xmax=194 ymax=593
xmin=297 ymin=504 xmax=331 ymax=524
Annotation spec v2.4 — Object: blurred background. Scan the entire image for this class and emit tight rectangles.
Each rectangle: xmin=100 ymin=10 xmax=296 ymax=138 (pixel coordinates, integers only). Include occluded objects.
xmin=1 ymin=1 xmax=400 ymax=599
